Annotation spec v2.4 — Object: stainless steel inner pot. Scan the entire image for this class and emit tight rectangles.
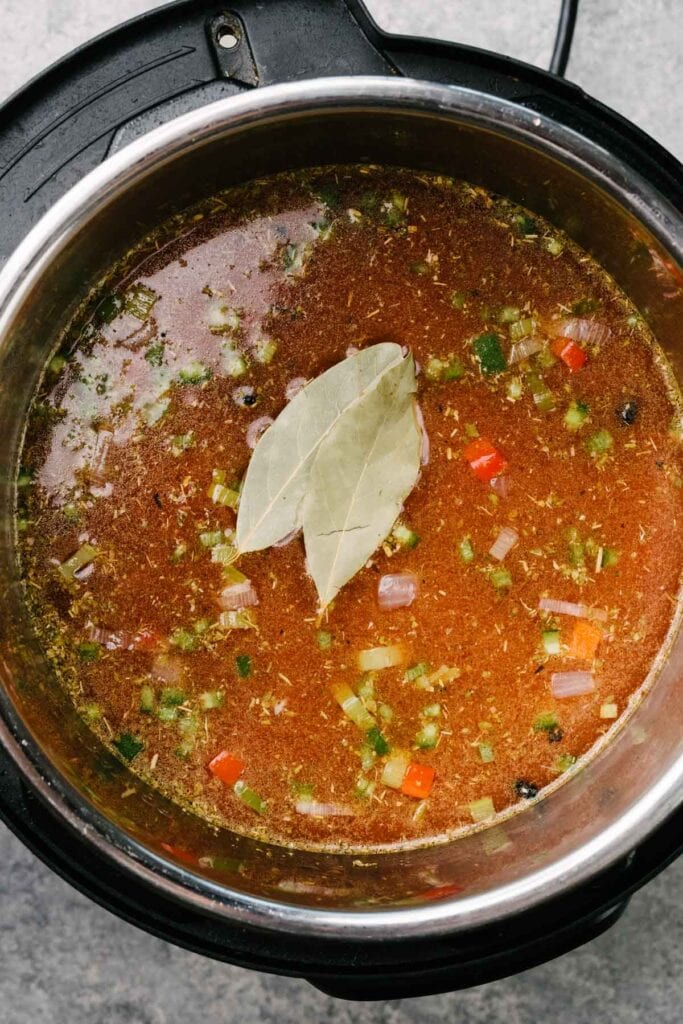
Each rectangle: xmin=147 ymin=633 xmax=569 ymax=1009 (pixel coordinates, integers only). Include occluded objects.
xmin=0 ymin=77 xmax=681 ymax=942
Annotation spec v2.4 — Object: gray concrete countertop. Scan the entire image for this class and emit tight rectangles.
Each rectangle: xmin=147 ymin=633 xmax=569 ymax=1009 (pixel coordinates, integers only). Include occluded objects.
xmin=0 ymin=2 xmax=681 ymax=1021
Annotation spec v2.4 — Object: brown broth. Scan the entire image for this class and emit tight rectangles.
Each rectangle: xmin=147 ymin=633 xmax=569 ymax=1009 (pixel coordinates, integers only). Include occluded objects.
xmin=18 ymin=166 xmax=683 ymax=852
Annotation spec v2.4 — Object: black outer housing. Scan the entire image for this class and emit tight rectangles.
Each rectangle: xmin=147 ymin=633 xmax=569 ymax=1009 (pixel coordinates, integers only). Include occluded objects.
xmin=0 ymin=0 xmax=682 ymax=1000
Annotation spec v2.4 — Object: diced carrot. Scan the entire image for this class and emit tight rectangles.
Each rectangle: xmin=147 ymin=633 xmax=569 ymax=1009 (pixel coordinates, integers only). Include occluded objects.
xmin=401 ymin=762 xmax=435 ymax=799
xmin=132 ymin=628 xmax=164 ymax=651
xmin=552 ymin=337 xmax=587 ymax=371
xmin=421 ymin=882 xmax=465 ymax=901
xmin=463 ymin=438 xmax=508 ymax=482
xmin=208 ymin=750 xmax=245 ymax=785
xmin=160 ymin=842 xmax=197 ymax=865
xmin=568 ymin=619 xmax=603 ymax=661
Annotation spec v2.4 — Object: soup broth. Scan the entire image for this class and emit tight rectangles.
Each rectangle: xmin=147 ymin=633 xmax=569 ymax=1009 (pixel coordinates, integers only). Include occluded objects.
xmin=17 ymin=166 xmax=683 ymax=852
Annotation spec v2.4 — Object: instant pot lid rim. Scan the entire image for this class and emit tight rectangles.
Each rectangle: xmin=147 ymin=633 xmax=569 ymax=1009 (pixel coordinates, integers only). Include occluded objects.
xmin=1 ymin=75 xmax=682 ymax=942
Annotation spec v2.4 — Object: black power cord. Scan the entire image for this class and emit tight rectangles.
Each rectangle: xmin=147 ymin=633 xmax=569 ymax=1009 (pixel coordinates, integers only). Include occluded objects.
xmin=549 ymin=0 xmax=579 ymax=76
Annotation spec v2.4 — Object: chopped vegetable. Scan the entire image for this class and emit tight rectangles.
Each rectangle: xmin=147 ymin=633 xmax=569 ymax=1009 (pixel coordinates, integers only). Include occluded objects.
xmin=415 ymin=722 xmax=440 ymax=750
xmin=381 ymin=751 xmax=410 ymax=789
xmin=551 ymin=337 xmax=587 ymax=371
xmin=498 ymin=305 xmax=520 ymax=323
xmin=160 ymin=686 xmax=186 ymax=707
xmin=425 ymin=665 xmax=460 ymax=688
xmin=597 ymin=547 xmax=620 ymax=570
xmin=533 ymin=712 xmax=559 ymax=733
xmin=585 ymin=429 xmax=613 ymax=457
xmin=489 ymin=566 xmax=512 ymax=590
xmin=139 ymin=685 xmax=155 ymax=713
xmin=357 ymin=645 xmax=406 ymax=672
xmin=527 ymin=372 xmax=556 ymax=413
xmin=367 ymin=725 xmax=390 ymax=756
xmin=330 ymin=681 xmax=376 ymax=731
xmin=199 ymin=530 xmax=224 ymax=548
xmin=512 ymin=214 xmax=537 ymax=236
xmin=554 ymin=752 xmax=577 ymax=772
xmin=219 ymin=581 xmax=259 ymax=610
xmin=76 ymin=641 xmax=101 ymax=661
xmin=295 ymin=800 xmax=354 ymax=817
xmin=600 ymin=701 xmax=618 ymax=719
xmin=254 ymin=338 xmax=278 ymax=365
xmin=401 ymin=763 xmax=435 ymax=799
xmin=207 ymin=482 xmax=240 ymax=508
xmin=235 ymin=654 xmax=252 ymax=678
xmin=564 ymin=399 xmax=589 ymax=431
xmin=551 ymin=670 xmax=595 ymax=698
xmin=558 ymin=317 xmax=611 ymax=347
xmin=222 ymin=564 xmax=248 ymax=584
xmin=506 ymin=377 xmax=523 ymax=401
xmin=509 ymin=336 xmax=543 ymax=364
xmin=218 ymin=609 xmax=256 ymax=630
xmin=178 ymin=361 xmax=211 ymax=385
xmin=114 ymin=733 xmax=144 ymax=761
xmin=463 ymin=438 xmax=508 ymax=482
xmin=390 ymin=522 xmax=420 ymax=549
xmin=233 ymin=780 xmax=267 ymax=814
xmin=422 ymin=703 xmax=441 ymax=718
xmin=478 ymin=742 xmax=495 ymax=763
xmin=539 ymin=597 xmax=608 ymax=622
xmin=403 ymin=662 xmax=429 ymax=683
xmin=489 ymin=526 xmax=519 ymax=561
xmin=169 ymin=628 xmax=199 ymax=652
xmin=58 ymin=543 xmax=98 ymax=581
xmin=542 ymin=629 xmax=561 ymax=656
xmin=468 ymin=796 xmax=495 ymax=823
xmin=425 ymin=356 xmax=465 ymax=382
xmin=316 ymin=629 xmax=333 ymax=650
xmin=124 ymin=284 xmax=157 ymax=321
xmin=459 ymin=536 xmax=475 ymax=563
xmin=200 ymin=690 xmax=224 ymax=709
xmin=211 ymin=543 xmax=238 ymax=564
xmin=209 ymin=751 xmax=245 ymax=785
xmin=472 ymin=332 xmax=507 ymax=376
xmin=377 ymin=572 xmax=418 ymax=609
xmin=568 ymin=620 xmax=603 ymax=661
xmin=509 ymin=318 xmax=535 ymax=342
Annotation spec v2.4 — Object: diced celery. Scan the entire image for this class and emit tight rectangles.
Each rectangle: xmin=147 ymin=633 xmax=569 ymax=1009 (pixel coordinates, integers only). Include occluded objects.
xmin=233 ymin=780 xmax=267 ymax=814
xmin=354 ymin=775 xmax=376 ymax=800
xmin=600 ymin=702 xmax=618 ymax=719
xmin=542 ymin=629 xmax=561 ymax=656
xmin=170 ymin=542 xmax=187 ymax=563
xmin=158 ymin=706 xmax=177 ymax=722
xmin=357 ymin=645 xmax=406 ymax=672
xmin=178 ymin=361 xmax=211 ymax=385
xmin=533 ymin=712 xmax=559 ymax=733
xmin=415 ymin=722 xmax=440 ymax=750
xmin=211 ymin=543 xmax=238 ymax=564
xmin=528 ymin=372 xmax=555 ymax=413
xmin=160 ymin=686 xmax=186 ymax=707
xmin=469 ymin=796 xmax=496 ymax=822
xmin=356 ymin=674 xmax=375 ymax=700
xmin=450 ymin=291 xmax=467 ymax=310
xmin=498 ymin=305 xmax=520 ymax=323
xmin=554 ymin=752 xmax=577 ymax=773
xmin=316 ymin=629 xmax=333 ymax=650
xmin=219 ymin=610 xmax=256 ymax=630
xmin=76 ymin=641 xmax=101 ymax=661
xmin=378 ymin=703 xmax=394 ymax=722
xmin=544 ymin=236 xmax=565 ymax=257
xmin=585 ymin=429 xmax=613 ymax=457
xmin=564 ymin=399 xmax=589 ymax=431
xmin=506 ymin=377 xmax=523 ymax=402
xmin=478 ymin=742 xmax=495 ymax=763
xmin=381 ymin=751 xmax=410 ymax=789
xmin=489 ymin=567 xmax=512 ymax=590
xmin=422 ymin=703 xmax=441 ymax=718
xmin=169 ymin=628 xmax=199 ymax=652
xmin=330 ymin=681 xmax=375 ymax=731
xmin=459 ymin=536 xmax=475 ymax=563
xmin=58 ymin=543 xmax=98 ymax=581
xmin=600 ymin=547 xmax=620 ymax=569
xmin=207 ymin=483 xmax=240 ymax=508
xmin=403 ymin=662 xmax=429 ymax=683
xmin=124 ymin=284 xmax=157 ymax=321
xmin=222 ymin=564 xmax=247 ymax=585
xmin=254 ymin=338 xmax=277 ymax=364
xmin=391 ymin=522 xmax=420 ymax=549
xmin=509 ymin=318 xmax=534 ymax=341
xmin=199 ymin=530 xmax=224 ymax=548
xmin=200 ymin=690 xmax=224 ymax=710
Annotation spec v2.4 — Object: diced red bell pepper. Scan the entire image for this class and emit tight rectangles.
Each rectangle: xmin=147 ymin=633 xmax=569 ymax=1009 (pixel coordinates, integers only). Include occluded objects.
xmin=401 ymin=762 xmax=435 ymax=799
xmin=421 ymin=882 xmax=465 ymax=901
xmin=463 ymin=438 xmax=508 ymax=482
xmin=208 ymin=751 xmax=245 ymax=785
xmin=160 ymin=842 xmax=198 ymax=866
xmin=551 ymin=337 xmax=587 ymax=371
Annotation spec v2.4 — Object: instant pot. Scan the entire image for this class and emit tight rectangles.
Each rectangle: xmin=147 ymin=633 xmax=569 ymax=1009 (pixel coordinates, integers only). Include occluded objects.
xmin=0 ymin=0 xmax=681 ymax=1000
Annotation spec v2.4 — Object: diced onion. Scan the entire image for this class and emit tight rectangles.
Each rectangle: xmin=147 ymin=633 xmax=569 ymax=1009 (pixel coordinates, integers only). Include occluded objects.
xmin=246 ymin=416 xmax=273 ymax=449
xmin=218 ymin=581 xmax=259 ymax=610
xmin=381 ymin=752 xmax=410 ymax=789
xmin=551 ymin=670 xmax=595 ymax=697
xmin=358 ymin=644 xmax=407 ymax=672
xmin=87 ymin=624 xmax=133 ymax=650
xmin=557 ymin=318 xmax=612 ymax=347
xmin=415 ymin=403 xmax=430 ymax=466
xmin=489 ymin=475 xmax=510 ymax=499
xmin=285 ymin=377 xmax=308 ymax=401
xmin=151 ymin=654 xmax=183 ymax=685
xmin=489 ymin=526 xmax=519 ymax=561
xmin=508 ymin=337 xmax=544 ymax=364
xmin=377 ymin=573 xmax=419 ymax=610
xmin=469 ymin=796 xmax=495 ymax=823
xmin=295 ymin=800 xmax=355 ymax=817
xmin=539 ymin=597 xmax=608 ymax=622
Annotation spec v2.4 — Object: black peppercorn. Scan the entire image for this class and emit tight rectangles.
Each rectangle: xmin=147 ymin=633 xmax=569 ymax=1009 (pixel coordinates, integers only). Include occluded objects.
xmin=616 ymin=400 xmax=638 ymax=425
xmin=243 ymin=393 xmax=257 ymax=407
xmin=548 ymin=726 xmax=564 ymax=743
xmin=514 ymin=779 xmax=539 ymax=799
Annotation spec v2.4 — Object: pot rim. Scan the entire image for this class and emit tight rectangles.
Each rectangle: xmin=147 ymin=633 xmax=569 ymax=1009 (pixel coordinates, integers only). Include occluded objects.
xmin=0 ymin=75 xmax=681 ymax=941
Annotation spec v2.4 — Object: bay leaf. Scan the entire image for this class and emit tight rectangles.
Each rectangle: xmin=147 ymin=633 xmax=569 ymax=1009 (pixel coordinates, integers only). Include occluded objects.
xmin=303 ymin=352 xmax=421 ymax=609
xmin=236 ymin=343 xmax=403 ymax=553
